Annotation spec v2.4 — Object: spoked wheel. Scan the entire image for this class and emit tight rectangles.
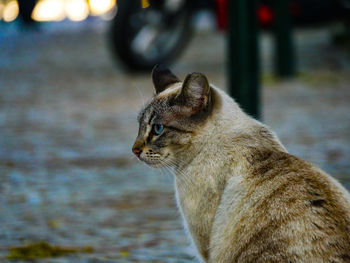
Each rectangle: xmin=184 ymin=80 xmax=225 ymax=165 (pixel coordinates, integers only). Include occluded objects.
xmin=109 ymin=0 xmax=194 ymax=71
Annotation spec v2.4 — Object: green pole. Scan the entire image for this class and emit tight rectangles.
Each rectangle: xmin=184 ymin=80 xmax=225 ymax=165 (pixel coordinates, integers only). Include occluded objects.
xmin=227 ymin=0 xmax=260 ymax=119
xmin=274 ymin=0 xmax=296 ymax=77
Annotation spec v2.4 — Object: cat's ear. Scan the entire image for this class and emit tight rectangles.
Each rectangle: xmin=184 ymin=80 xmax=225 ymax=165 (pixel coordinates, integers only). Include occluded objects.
xmin=176 ymin=72 xmax=210 ymax=115
xmin=152 ymin=64 xmax=181 ymax=94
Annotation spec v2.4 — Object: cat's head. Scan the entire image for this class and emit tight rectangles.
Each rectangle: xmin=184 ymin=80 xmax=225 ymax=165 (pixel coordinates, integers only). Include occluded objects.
xmin=132 ymin=65 xmax=213 ymax=168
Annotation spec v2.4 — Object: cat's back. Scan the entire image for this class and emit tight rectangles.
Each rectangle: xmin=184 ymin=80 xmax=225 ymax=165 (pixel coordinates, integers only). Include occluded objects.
xmin=211 ymin=150 xmax=350 ymax=263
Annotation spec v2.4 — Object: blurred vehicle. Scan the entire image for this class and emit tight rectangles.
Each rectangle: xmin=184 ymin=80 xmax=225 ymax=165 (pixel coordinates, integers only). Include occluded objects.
xmin=109 ymin=0 xmax=194 ymax=71
xmin=109 ymin=0 xmax=350 ymax=71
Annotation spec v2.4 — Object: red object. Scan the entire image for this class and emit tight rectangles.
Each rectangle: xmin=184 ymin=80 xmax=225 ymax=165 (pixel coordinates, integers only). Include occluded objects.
xmin=215 ymin=0 xmax=228 ymax=31
xmin=215 ymin=0 xmax=278 ymax=30
xmin=257 ymin=4 xmax=274 ymax=27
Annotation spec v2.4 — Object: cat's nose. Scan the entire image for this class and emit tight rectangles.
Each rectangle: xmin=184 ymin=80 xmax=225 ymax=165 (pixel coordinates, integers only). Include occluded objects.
xmin=132 ymin=147 xmax=142 ymax=157
xmin=132 ymin=140 xmax=144 ymax=157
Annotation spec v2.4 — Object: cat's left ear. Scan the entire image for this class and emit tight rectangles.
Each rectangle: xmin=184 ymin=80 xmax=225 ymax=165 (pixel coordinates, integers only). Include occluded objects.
xmin=152 ymin=64 xmax=181 ymax=94
xmin=176 ymin=72 xmax=211 ymax=116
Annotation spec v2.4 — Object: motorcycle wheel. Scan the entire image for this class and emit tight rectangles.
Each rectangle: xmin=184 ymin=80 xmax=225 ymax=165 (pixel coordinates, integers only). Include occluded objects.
xmin=109 ymin=0 xmax=194 ymax=72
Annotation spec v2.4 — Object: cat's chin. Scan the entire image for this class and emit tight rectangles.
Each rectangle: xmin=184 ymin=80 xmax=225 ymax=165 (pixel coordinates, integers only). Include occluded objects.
xmin=145 ymin=162 xmax=166 ymax=168
xmin=142 ymin=160 xmax=170 ymax=168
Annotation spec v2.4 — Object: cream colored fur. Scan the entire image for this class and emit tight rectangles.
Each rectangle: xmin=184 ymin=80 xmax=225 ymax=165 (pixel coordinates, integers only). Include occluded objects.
xmin=134 ymin=73 xmax=350 ymax=262
xmin=171 ymin=87 xmax=350 ymax=262
xmin=173 ymin=87 xmax=277 ymax=262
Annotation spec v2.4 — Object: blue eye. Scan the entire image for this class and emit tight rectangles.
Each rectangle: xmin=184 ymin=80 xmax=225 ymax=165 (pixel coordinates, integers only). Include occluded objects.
xmin=153 ymin=124 xmax=164 ymax=135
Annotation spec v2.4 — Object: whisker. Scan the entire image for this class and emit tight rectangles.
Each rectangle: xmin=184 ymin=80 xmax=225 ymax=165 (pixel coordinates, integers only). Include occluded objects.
xmin=135 ymin=85 xmax=146 ymax=108
xmin=161 ymin=158 xmax=193 ymax=186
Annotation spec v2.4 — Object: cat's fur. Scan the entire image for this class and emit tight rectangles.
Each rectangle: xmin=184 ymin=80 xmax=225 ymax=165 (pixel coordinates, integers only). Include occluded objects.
xmin=132 ymin=65 xmax=350 ymax=263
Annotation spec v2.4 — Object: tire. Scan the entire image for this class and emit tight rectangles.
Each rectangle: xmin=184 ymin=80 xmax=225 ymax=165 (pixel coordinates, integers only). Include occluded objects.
xmin=109 ymin=0 xmax=194 ymax=72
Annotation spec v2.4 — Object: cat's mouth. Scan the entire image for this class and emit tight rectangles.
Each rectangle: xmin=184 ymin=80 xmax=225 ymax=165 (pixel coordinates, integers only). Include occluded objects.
xmin=140 ymin=153 xmax=171 ymax=168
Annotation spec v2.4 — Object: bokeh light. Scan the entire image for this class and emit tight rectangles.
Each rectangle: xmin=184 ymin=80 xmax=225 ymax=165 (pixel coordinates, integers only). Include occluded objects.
xmin=0 ymin=0 xmax=117 ymax=22
xmin=3 ymin=0 xmax=19 ymax=22
xmin=0 ymin=2 xmax=4 ymax=20
xmin=65 ymin=0 xmax=89 ymax=21
xmin=32 ymin=0 xmax=65 ymax=21
xmin=89 ymin=0 xmax=115 ymax=16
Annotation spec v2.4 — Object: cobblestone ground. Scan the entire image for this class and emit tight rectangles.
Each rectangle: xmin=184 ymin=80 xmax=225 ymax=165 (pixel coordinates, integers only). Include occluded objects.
xmin=0 ymin=21 xmax=349 ymax=262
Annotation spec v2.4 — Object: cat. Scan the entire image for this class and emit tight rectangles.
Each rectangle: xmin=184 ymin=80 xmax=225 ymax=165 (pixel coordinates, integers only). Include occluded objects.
xmin=132 ymin=65 xmax=350 ymax=263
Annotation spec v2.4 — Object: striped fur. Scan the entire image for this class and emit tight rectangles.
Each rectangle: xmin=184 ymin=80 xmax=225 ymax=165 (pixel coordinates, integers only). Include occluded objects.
xmin=133 ymin=69 xmax=350 ymax=262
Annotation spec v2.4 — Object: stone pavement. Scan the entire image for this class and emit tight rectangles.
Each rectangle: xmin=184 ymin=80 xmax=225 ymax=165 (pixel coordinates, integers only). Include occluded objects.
xmin=0 ymin=21 xmax=349 ymax=262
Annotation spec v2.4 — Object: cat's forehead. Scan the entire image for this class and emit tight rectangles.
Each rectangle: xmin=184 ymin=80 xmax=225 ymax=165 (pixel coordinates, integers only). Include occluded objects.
xmin=137 ymin=83 xmax=182 ymax=123
xmin=137 ymin=97 xmax=167 ymax=123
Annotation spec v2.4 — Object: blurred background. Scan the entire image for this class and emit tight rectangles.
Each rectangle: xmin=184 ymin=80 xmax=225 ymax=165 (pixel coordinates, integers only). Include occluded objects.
xmin=0 ymin=0 xmax=350 ymax=262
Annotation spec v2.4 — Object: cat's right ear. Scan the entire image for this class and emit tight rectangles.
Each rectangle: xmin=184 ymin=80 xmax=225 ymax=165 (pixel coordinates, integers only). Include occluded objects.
xmin=174 ymin=72 xmax=210 ymax=116
xmin=152 ymin=65 xmax=181 ymax=94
